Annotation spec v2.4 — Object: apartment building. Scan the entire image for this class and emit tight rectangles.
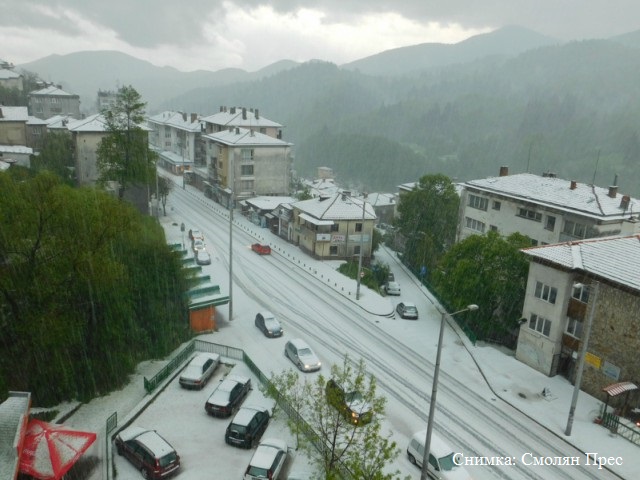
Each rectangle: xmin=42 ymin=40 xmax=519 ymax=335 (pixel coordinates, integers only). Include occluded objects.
xmin=516 ymin=235 xmax=640 ymax=399
xmin=29 ymin=85 xmax=81 ymax=120
xmin=201 ymin=106 xmax=283 ymax=139
xmin=291 ymin=192 xmax=377 ymax=261
xmin=147 ymin=111 xmax=204 ymax=176
xmin=67 ymin=114 xmax=109 ymax=185
xmin=457 ymin=167 xmax=640 ymax=245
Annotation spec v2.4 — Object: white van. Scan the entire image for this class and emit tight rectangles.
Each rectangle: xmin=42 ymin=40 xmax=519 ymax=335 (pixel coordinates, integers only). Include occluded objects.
xmin=406 ymin=431 xmax=471 ymax=479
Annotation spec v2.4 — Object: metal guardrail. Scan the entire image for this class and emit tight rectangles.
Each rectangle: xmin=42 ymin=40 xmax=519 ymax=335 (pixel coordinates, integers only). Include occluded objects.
xmin=602 ymin=411 xmax=640 ymax=446
xmin=143 ymin=341 xmax=195 ymax=393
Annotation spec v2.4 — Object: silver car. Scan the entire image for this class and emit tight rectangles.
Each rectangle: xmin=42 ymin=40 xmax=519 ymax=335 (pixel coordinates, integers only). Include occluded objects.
xmin=284 ymin=338 xmax=321 ymax=372
xmin=384 ymin=281 xmax=401 ymax=296
xmin=179 ymin=353 xmax=220 ymax=389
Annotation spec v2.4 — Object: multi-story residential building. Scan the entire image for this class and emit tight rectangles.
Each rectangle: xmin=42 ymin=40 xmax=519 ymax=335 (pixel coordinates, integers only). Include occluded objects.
xmin=67 ymin=114 xmax=109 ymax=185
xmin=203 ymin=126 xmax=293 ymax=206
xmin=0 ymin=68 xmax=23 ymax=91
xmin=96 ymin=89 xmax=117 ymax=113
xmin=147 ymin=111 xmax=204 ymax=176
xmin=201 ymin=106 xmax=283 ymax=139
xmin=0 ymin=106 xmax=28 ymax=146
xmin=457 ymin=167 xmax=640 ymax=245
xmin=25 ymin=116 xmax=48 ymax=151
xmin=291 ymin=192 xmax=377 ymax=261
xmin=516 ymin=235 xmax=640 ymax=400
xmin=29 ymin=85 xmax=81 ymax=120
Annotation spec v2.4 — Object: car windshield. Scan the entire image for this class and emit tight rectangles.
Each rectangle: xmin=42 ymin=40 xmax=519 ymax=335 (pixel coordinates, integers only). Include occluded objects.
xmin=298 ymin=347 xmax=312 ymax=356
xmin=247 ymin=466 xmax=269 ymax=477
xmin=344 ymin=391 xmax=363 ymax=403
xmin=159 ymin=451 xmax=178 ymax=467
xmin=438 ymin=452 xmax=457 ymax=471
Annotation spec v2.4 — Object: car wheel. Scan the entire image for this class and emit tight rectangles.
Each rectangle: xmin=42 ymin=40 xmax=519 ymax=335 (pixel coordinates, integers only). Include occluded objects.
xmin=116 ymin=444 xmax=123 ymax=456
xmin=408 ymin=453 xmax=417 ymax=465
xmin=141 ymin=468 xmax=150 ymax=479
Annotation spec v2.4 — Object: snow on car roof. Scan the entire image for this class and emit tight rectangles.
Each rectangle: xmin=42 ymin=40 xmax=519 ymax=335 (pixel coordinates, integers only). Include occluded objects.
xmin=231 ymin=405 xmax=268 ymax=426
xmin=250 ymin=438 xmax=288 ymax=468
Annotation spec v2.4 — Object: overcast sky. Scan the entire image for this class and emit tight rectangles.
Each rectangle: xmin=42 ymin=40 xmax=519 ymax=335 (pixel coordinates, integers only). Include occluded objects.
xmin=2 ymin=1 xmax=639 ymax=72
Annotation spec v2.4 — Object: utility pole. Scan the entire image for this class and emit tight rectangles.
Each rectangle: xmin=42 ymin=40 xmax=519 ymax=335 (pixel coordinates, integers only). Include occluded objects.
xmin=228 ymin=193 xmax=234 ymax=321
xmin=356 ymin=193 xmax=367 ymax=300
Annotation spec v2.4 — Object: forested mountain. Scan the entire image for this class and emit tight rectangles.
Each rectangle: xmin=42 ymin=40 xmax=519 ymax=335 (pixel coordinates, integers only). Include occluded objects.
xmin=18 ymin=28 xmax=640 ymax=196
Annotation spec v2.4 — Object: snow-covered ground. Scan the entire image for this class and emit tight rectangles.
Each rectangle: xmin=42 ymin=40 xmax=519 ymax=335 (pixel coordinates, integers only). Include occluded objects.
xmin=56 ymin=179 xmax=637 ymax=480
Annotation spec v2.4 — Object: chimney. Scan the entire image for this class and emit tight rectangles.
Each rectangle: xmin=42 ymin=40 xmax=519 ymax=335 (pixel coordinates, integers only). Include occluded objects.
xmin=341 ymin=191 xmax=351 ymax=201
xmin=608 ymin=185 xmax=618 ymax=198
xmin=190 ymin=113 xmax=197 ymax=123
xmin=235 ymin=127 xmax=240 ymax=134
xmin=570 ymin=180 xmax=577 ymax=190
xmin=499 ymin=166 xmax=509 ymax=177
xmin=620 ymin=195 xmax=630 ymax=210
xmin=242 ymin=107 xmax=247 ymax=120
xmin=230 ymin=107 xmax=236 ymax=114
xmin=220 ymin=106 xmax=224 ymax=112
xmin=0 ymin=108 xmax=3 ymax=119
xmin=255 ymin=109 xmax=259 ymax=119
xmin=182 ymin=112 xmax=187 ymax=122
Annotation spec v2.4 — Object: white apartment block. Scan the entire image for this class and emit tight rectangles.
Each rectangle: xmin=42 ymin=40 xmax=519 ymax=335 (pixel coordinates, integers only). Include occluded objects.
xmin=457 ymin=167 xmax=640 ymax=245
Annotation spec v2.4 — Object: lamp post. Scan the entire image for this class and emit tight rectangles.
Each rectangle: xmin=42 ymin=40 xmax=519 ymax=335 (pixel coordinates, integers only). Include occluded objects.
xmin=421 ymin=304 xmax=478 ymax=480
xmin=356 ymin=193 xmax=368 ymax=300
xmin=228 ymin=193 xmax=234 ymax=321
xmin=565 ymin=281 xmax=599 ymax=436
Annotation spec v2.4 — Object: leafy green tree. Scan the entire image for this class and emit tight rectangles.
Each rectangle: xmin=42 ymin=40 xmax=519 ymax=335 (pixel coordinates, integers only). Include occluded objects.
xmin=0 ymin=170 xmax=189 ymax=405
xmin=265 ymin=356 xmax=404 ymax=480
xmin=431 ymin=231 xmax=531 ymax=345
xmin=97 ymin=85 xmax=156 ymax=199
xmin=394 ymin=174 xmax=459 ymax=276
xmin=157 ymin=176 xmax=173 ymax=215
xmin=31 ymin=131 xmax=74 ymax=184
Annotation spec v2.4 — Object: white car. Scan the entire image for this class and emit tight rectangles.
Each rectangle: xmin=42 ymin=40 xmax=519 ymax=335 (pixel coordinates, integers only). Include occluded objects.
xmin=195 ymin=249 xmax=211 ymax=265
xmin=284 ymin=338 xmax=321 ymax=372
xmin=407 ymin=430 xmax=472 ymax=479
xmin=244 ymin=438 xmax=288 ymax=480
xmin=384 ymin=281 xmax=401 ymax=295
xmin=179 ymin=353 xmax=220 ymax=389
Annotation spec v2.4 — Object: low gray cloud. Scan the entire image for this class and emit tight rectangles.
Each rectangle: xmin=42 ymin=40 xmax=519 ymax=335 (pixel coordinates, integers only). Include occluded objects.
xmin=1 ymin=0 xmax=639 ymax=50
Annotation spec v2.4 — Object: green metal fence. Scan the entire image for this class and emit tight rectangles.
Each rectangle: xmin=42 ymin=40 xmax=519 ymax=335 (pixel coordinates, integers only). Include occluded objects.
xmin=143 ymin=341 xmax=195 ymax=393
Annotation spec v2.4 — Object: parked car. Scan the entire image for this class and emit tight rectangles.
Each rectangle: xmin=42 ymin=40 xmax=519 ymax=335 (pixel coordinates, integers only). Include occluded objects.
xmin=284 ymin=338 xmax=322 ymax=372
xmin=255 ymin=311 xmax=283 ymax=338
xmin=179 ymin=353 xmax=220 ymax=389
xmin=396 ymin=302 xmax=419 ymax=320
xmin=195 ymin=248 xmax=211 ymax=265
xmin=114 ymin=426 xmax=180 ymax=479
xmin=192 ymin=238 xmax=205 ymax=252
xmin=251 ymin=243 xmax=271 ymax=255
xmin=325 ymin=378 xmax=373 ymax=425
xmin=407 ymin=430 xmax=472 ymax=479
xmin=205 ymin=374 xmax=252 ymax=417
xmin=384 ymin=281 xmax=401 ymax=296
xmin=243 ymin=438 xmax=288 ymax=480
xmin=189 ymin=229 xmax=204 ymax=242
xmin=225 ymin=405 xmax=271 ymax=448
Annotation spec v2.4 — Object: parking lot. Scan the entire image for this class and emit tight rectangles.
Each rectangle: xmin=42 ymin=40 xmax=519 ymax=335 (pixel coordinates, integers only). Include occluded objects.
xmin=112 ymin=360 xmax=311 ymax=479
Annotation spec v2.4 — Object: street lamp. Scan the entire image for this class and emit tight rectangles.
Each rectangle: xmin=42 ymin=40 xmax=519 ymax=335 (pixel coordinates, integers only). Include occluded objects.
xmin=421 ymin=304 xmax=479 ymax=480
xmin=565 ymin=281 xmax=599 ymax=436
xmin=356 ymin=193 xmax=368 ymax=300
xmin=228 ymin=193 xmax=234 ymax=321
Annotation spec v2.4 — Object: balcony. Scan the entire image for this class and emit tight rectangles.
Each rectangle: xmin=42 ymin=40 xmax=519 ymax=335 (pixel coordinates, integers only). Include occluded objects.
xmin=566 ymin=297 xmax=587 ymax=320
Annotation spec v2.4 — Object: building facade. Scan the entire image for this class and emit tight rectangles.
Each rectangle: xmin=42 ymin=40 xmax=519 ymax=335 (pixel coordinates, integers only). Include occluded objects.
xmin=516 ymin=235 xmax=640 ymax=400
xmin=29 ymin=85 xmax=81 ymax=120
xmin=0 ymin=106 xmax=28 ymax=146
xmin=67 ymin=114 xmax=109 ymax=185
xmin=457 ymin=167 xmax=640 ymax=245
xmin=291 ymin=192 xmax=377 ymax=261
xmin=147 ymin=111 xmax=204 ymax=176
xmin=201 ymin=106 xmax=283 ymax=139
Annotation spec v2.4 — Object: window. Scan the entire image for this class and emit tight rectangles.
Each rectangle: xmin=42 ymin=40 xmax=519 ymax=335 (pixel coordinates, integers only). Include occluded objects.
xmin=241 ymin=149 xmax=254 ymax=161
xmin=490 ymin=225 xmax=498 ymax=232
xmin=517 ymin=208 xmax=542 ymax=222
xmin=566 ymin=318 xmax=584 ymax=338
xmin=572 ymin=284 xmax=590 ymax=303
xmin=492 ymin=201 xmax=501 ymax=210
xmin=354 ymin=246 xmax=361 ymax=255
xmin=534 ymin=281 xmax=557 ymax=304
xmin=240 ymin=180 xmax=254 ymax=190
xmin=240 ymin=165 xmax=254 ymax=175
xmin=468 ymin=194 xmax=488 ymax=211
xmin=329 ymin=246 xmax=338 ymax=255
xmin=330 ymin=224 xmax=339 ymax=232
xmin=355 ymin=223 xmax=363 ymax=232
xmin=465 ymin=217 xmax=485 ymax=233
xmin=529 ymin=314 xmax=551 ymax=337
xmin=545 ymin=216 xmax=556 ymax=231
xmin=562 ymin=220 xmax=587 ymax=238
xmin=259 ymin=127 xmax=266 ymax=134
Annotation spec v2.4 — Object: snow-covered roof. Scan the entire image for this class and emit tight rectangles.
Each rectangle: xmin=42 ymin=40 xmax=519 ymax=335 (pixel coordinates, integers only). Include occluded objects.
xmin=30 ymin=85 xmax=77 ymax=97
xmin=147 ymin=111 xmax=203 ymax=132
xmin=0 ymin=145 xmax=33 ymax=155
xmin=293 ymin=193 xmax=377 ymax=221
xmin=45 ymin=115 xmax=74 ymax=129
xmin=67 ymin=113 xmax=109 ymax=132
xmin=0 ymin=69 xmax=20 ymax=79
xmin=367 ymin=192 xmax=396 ymax=207
xmin=0 ymin=106 xmax=28 ymax=121
xmin=522 ymin=234 xmax=640 ymax=292
xmin=245 ymin=196 xmax=297 ymax=212
xmin=201 ymin=108 xmax=282 ymax=128
xmin=26 ymin=116 xmax=47 ymax=126
xmin=203 ymin=127 xmax=291 ymax=147
xmin=465 ymin=173 xmax=638 ymax=221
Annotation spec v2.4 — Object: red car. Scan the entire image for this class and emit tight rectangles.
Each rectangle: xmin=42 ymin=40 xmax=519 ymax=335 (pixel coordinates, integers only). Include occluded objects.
xmin=251 ymin=243 xmax=271 ymax=255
